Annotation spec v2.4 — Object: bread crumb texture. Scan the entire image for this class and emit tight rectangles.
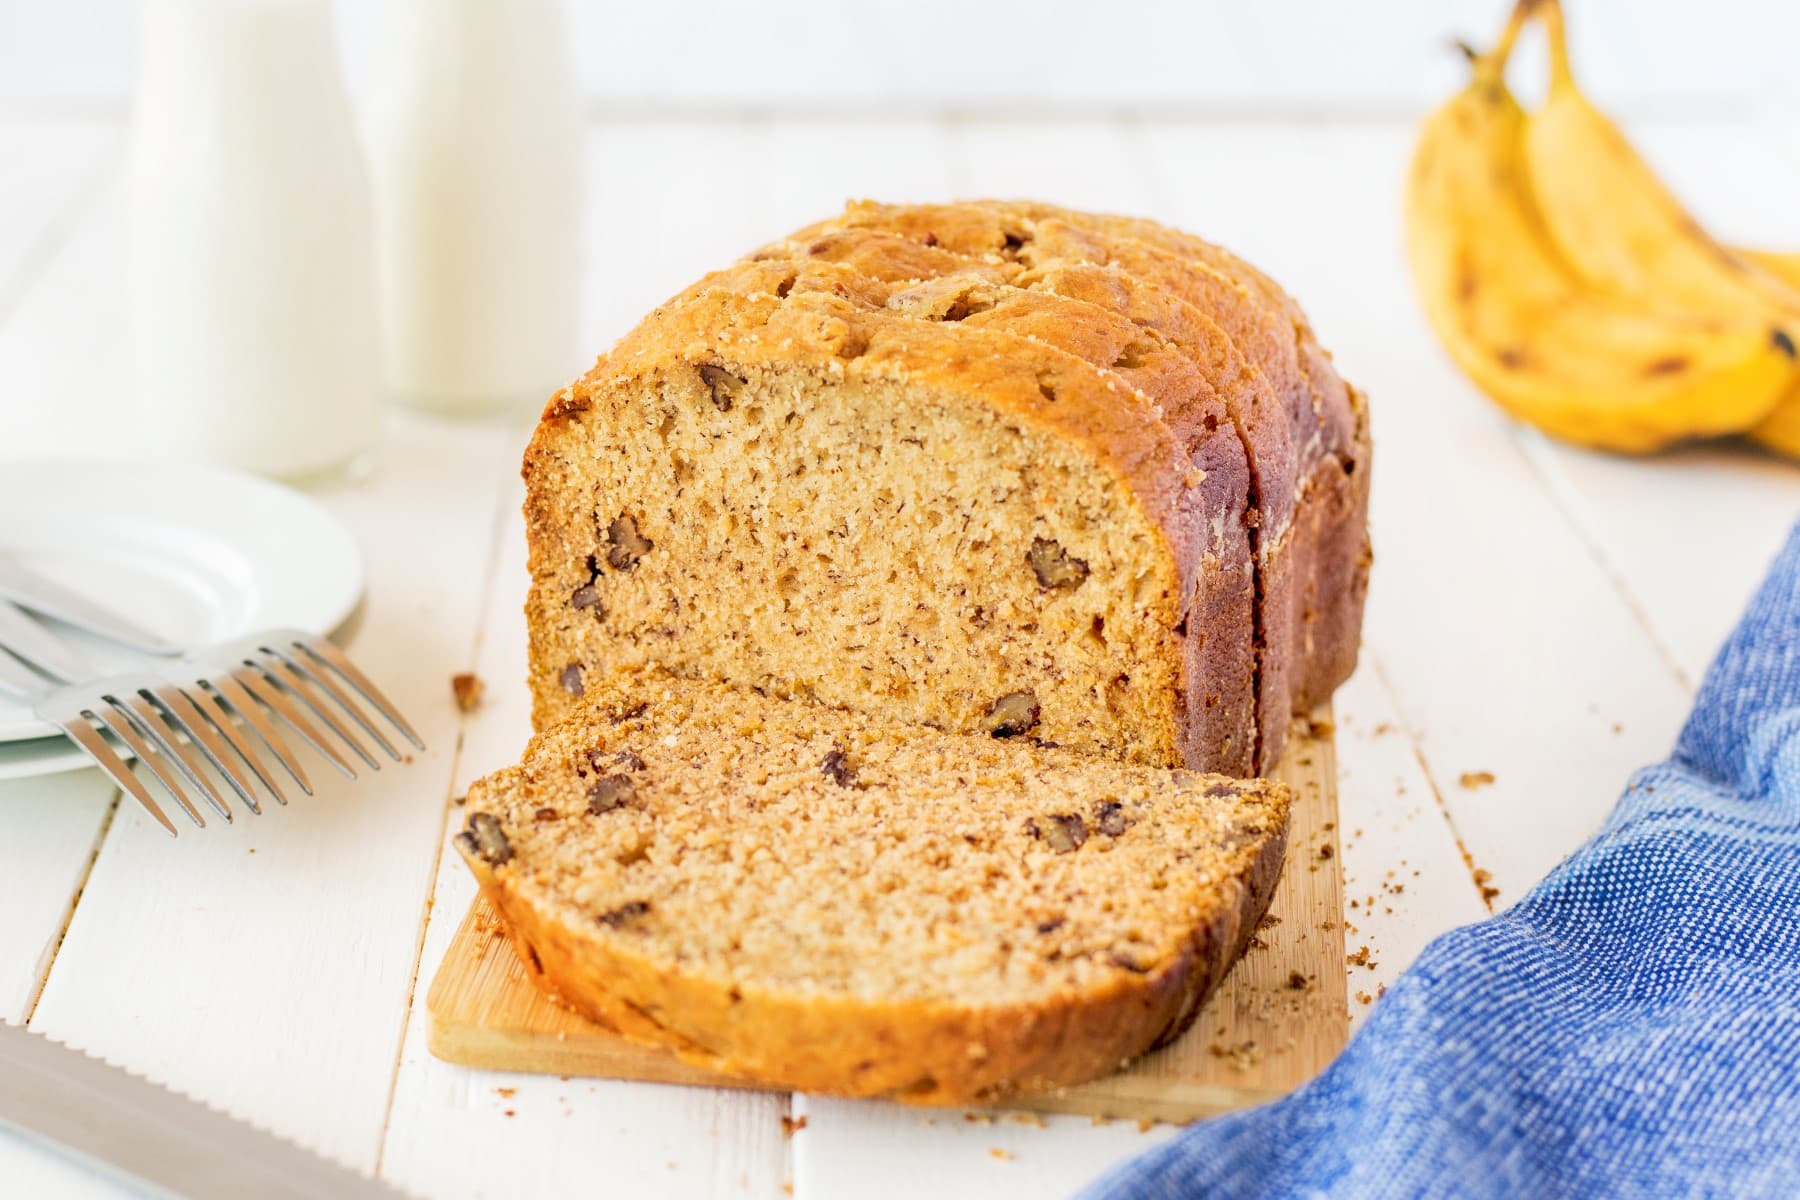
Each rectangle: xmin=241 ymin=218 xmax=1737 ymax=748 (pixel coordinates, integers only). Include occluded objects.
xmin=459 ymin=667 xmax=1289 ymax=1102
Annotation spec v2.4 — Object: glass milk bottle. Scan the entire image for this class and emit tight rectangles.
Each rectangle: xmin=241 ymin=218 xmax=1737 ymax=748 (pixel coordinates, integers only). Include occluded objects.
xmin=128 ymin=0 xmax=382 ymax=482
xmin=366 ymin=0 xmax=587 ymax=417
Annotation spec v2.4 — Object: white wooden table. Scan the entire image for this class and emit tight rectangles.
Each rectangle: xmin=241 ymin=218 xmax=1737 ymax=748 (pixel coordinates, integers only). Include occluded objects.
xmin=2 ymin=108 xmax=1797 ymax=1198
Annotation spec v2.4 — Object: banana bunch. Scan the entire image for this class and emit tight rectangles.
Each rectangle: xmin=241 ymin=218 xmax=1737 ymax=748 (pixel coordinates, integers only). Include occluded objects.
xmin=1404 ymin=0 xmax=1800 ymax=456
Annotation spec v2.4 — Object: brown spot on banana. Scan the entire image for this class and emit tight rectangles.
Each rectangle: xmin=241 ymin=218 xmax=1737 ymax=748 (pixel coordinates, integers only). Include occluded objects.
xmin=1775 ymin=329 xmax=1797 ymax=359
xmin=1642 ymin=356 xmax=1690 ymax=378
xmin=1455 ymin=253 xmax=1478 ymax=304
xmin=1496 ymin=347 xmax=1530 ymax=370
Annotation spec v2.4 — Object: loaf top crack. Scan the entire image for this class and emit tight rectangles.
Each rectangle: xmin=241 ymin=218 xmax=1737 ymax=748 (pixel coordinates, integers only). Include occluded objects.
xmin=459 ymin=666 xmax=1289 ymax=1102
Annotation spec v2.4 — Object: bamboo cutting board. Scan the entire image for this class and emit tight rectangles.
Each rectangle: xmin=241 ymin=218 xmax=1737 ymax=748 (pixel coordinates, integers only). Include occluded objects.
xmin=427 ymin=711 xmax=1346 ymax=1124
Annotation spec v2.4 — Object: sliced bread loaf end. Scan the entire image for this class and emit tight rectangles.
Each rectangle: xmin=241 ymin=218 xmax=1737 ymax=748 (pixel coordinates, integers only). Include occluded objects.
xmin=457 ymin=667 xmax=1289 ymax=1103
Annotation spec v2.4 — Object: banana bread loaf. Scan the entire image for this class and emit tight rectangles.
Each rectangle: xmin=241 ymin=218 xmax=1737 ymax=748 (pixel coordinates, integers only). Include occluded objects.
xmin=523 ymin=200 xmax=1369 ymax=774
xmin=457 ymin=667 xmax=1290 ymax=1102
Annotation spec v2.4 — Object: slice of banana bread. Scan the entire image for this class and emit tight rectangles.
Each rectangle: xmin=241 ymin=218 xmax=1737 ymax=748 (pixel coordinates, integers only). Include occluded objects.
xmin=456 ymin=667 xmax=1290 ymax=1103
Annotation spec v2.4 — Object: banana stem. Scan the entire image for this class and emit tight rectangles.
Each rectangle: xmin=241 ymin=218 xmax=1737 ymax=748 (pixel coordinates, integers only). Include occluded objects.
xmin=1539 ymin=0 xmax=1577 ymax=95
xmin=1476 ymin=0 xmax=1534 ymax=84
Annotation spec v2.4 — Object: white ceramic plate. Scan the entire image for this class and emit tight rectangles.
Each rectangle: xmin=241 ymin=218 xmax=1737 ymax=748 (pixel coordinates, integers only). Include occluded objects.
xmin=0 ymin=734 xmax=89 ymax=781
xmin=0 ymin=460 xmax=363 ymax=774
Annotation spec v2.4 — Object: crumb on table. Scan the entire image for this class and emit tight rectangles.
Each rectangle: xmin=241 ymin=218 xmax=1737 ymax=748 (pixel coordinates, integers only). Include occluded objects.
xmin=452 ymin=672 xmax=486 ymax=713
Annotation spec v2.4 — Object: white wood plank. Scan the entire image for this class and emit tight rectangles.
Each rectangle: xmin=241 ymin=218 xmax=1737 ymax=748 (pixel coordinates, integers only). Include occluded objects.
xmin=28 ymin=410 xmax=520 ymax=1173
xmin=0 ymin=773 xmax=116 ymax=1023
xmin=0 ymin=112 xmax=124 ymax=1036
xmin=794 ymin=1097 xmax=1177 ymax=1200
xmin=1331 ymin=656 xmax=1490 ymax=1023
xmin=380 ymin=466 xmax=790 ymax=1199
xmin=1517 ymin=436 xmax=1800 ymax=690
xmin=1137 ymin=121 xmax=1694 ymax=905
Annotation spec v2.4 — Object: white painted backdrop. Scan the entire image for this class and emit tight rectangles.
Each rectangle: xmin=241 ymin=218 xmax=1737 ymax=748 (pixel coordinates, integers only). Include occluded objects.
xmin=4 ymin=0 xmax=1800 ymax=115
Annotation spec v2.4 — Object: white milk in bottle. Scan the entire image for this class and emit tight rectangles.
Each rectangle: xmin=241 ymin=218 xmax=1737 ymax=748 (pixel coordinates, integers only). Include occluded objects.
xmin=128 ymin=0 xmax=382 ymax=482
xmin=367 ymin=0 xmax=587 ymax=416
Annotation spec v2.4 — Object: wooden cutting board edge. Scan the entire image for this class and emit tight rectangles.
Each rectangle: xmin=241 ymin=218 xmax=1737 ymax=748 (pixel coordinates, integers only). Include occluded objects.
xmin=426 ymin=709 xmax=1346 ymax=1123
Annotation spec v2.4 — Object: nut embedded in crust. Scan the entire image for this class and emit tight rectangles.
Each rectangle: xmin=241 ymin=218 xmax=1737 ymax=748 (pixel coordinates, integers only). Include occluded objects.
xmin=463 ymin=812 xmax=513 ymax=866
xmin=606 ymin=515 xmax=654 ymax=571
xmin=1028 ymin=536 xmax=1089 ymax=589
xmin=984 ymin=691 xmax=1040 ymax=738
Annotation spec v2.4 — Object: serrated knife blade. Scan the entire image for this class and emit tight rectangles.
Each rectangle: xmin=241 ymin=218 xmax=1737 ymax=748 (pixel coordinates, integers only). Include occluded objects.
xmin=0 ymin=1024 xmax=407 ymax=1199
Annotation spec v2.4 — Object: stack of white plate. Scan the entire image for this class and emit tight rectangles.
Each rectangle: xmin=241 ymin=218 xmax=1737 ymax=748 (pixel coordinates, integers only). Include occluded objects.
xmin=0 ymin=462 xmax=364 ymax=780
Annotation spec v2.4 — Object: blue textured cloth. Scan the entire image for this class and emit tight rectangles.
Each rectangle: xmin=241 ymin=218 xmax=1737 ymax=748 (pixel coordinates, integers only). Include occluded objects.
xmin=1083 ymin=522 xmax=1800 ymax=1200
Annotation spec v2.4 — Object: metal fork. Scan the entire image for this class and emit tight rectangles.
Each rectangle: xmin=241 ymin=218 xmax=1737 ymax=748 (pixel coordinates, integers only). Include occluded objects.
xmin=0 ymin=612 xmax=422 ymax=836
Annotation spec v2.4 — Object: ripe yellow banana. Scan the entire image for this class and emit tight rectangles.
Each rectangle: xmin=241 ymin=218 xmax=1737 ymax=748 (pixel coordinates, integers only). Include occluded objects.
xmin=1404 ymin=12 xmax=1799 ymax=453
xmin=1524 ymin=1 xmax=1800 ymax=316
xmin=1744 ymin=250 xmax=1800 ymax=284
xmin=1735 ymin=250 xmax=1800 ymax=457
xmin=1515 ymin=0 xmax=1800 ymax=460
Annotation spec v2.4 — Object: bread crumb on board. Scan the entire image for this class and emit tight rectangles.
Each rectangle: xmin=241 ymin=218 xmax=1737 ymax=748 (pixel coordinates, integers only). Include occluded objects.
xmin=1207 ymin=1040 xmax=1263 ymax=1070
xmin=452 ymin=671 xmax=486 ymax=712
xmin=1473 ymin=867 xmax=1501 ymax=905
xmin=1458 ymin=770 xmax=1496 ymax=790
xmin=779 ymin=1115 xmax=808 ymax=1138
xmin=988 ymin=1148 xmax=1014 ymax=1162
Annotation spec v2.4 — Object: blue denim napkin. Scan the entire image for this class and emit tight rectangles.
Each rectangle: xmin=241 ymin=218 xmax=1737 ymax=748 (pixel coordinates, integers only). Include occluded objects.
xmin=1083 ymin=522 xmax=1800 ymax=1200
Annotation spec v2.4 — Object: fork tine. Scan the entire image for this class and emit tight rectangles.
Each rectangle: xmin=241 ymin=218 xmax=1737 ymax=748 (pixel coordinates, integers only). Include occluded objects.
xmin=55 ymin=716 xmax=179 ymax=836
xmin=268 ymin=645 xmax=401 ymax=762
xmin=148 ymin=683 xmax=268 ymax=815
xmin=117 ymin=692 xmax=232 ymax=823
xmin=252 ymin=652 xmax=381 ymax=771
xmin=231 ymin=665 xmax=358 ymax=779
xmin=293 ymin=635 xmax=424 ymax=751
xmin=90 ymin=701 xmax=205 ymax=827
xmin=204 ymin=673 xmax=311 ymax=797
